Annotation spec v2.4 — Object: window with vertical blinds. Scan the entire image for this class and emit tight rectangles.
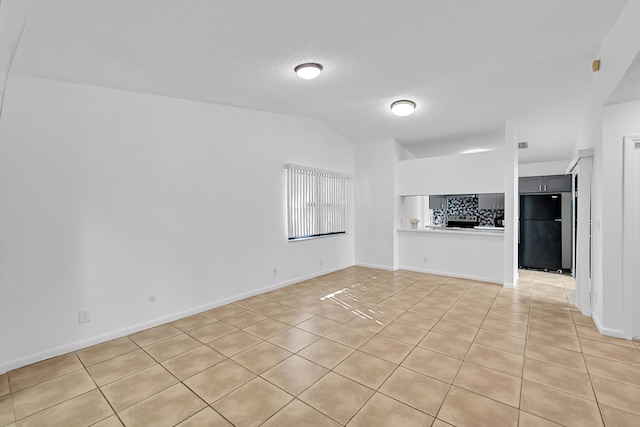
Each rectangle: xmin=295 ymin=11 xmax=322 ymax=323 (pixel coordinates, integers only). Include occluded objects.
xmin=285 ymin=164 xmax=350 ymax=240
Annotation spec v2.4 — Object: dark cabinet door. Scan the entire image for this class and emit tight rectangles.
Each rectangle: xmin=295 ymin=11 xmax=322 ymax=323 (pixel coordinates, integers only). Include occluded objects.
xmin=519 ymin=177 xmax=543 ymax=193
xmin=544 ymin=175 xmax=571 ymax=192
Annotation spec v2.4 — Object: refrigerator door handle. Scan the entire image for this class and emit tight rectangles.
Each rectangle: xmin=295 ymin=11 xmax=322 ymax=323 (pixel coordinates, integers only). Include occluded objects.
xmin=555 ymin=219 xmax=562 ymax=222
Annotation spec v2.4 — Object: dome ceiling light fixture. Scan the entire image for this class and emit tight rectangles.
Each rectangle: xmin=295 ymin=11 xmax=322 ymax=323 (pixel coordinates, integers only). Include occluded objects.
xmin=390 ymin=100 xmax=416 ymax=116
xmin=294 ymin=63 xmax=323 ymax=80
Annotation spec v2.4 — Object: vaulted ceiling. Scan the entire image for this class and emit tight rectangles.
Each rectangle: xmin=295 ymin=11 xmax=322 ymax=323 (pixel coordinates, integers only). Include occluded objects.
xmin=4 ymin=0 xmax=633 ymax=162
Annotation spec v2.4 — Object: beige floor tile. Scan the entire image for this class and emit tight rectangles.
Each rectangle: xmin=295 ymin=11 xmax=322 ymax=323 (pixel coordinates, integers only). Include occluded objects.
xmin=212 ymin=377 xmax=292 ymax=427
xmin=520 ymin=380 xmax=603 ymax=427
xmin=486 ymin=308 xmax=529 ymax=325
xmin=580 ymin=338 xmax=640 ymax=365
xmin=571 ymin=311 xmax=596 ymax=328
xmin=465 ymin=343 xmax=524 ymax=377
xmin=175 ymin=407 xmax=232 ymax=427
xmin=518 ymin=411 xmax=562 ymax=426
xmin=576 ymin=325 xmax=637 ymax=348
xmin=297 ymin=316 xmax=343 ymax=336
xmin=243 ymin=319 xmax=292 ymax=339
xmin=15 ymin=389 xmax=112 ymax=427
xmin=347 ymin=392 xmax=434 ymax=427
xmin=91 ymin=415 xmax=124 ymax=427
xmin=0 ymin=395 xmax=14 ymax=426
xmin=119 ymin=383 xmax=205 ymax=427
xmin=129 ymin=324 xmax=182 ymax=347
xmin=431 ymin=319 xmax=479 ymax=342
xmin=584 ymin=354 xmax=640 ymax=387
xmin=8 ymin=353 xmax=83 ymax=393
xmin=297 ymin=338 xmax=355 ymax=369
xmin=481 ymin=317 xmax=528 ymax=339
xmin=523 ymin=358 xmax=594 ymax=400
xmin=475 ymin=329 xmax=526 ymax=355
xmin=401 ymin=347 xmax=462 ymax=383
xmin=205 ymin=304 xmax=245 ymax=319
xmin=298 ymin=300 xmax=332 ymax=315
xmin=234 ymin=296 xmax=270 ymax=310
xmin=527 ymin=329 xmax=581 ymax=352
xmin=252 ymin=301 xmax=289 ymax=317
xmin=276 ymin=295 xmax=311 ymax=308
xmin=453 ymin=362 xmax=521 ymax=407
xmin=188 ymin=322 xmax=238 ymax=343
xmin=232 ymin=342 xmax=292 ymax=374
xmin=223 ymin=311 xmax=267 ymax=328
xmin=87 ymin=349 xmax=156 ymax=386
xmin=299 ymin=372 xmax=374 ymax=425
xmin=262 ymin=399 xmax=340 ymax=427
xmin=395 ymin=312 xmax=439 ymax=330
xmin=161 ymin=345 xmax=226 ymax=380
xmin=432 ymin=419 xmax=454 ymax=427
xmin=262 ymin=355 xmax=328 ymax=396
xmin=143 ymin=333 xmax=200 ymax=362
xmin=325 ymin=324 xmax=376 ymax=348
xmin=599 ymin=403 xmax=640 ymax=427
xmin=438 ymin=386 xmax=518 ymax=427
xmin=379 ymin=321 xmax=428 ymax=345
xmin=268 ymin=327 xmax=320 ymax=353
xmin=525 ymin=341 xmax=586 ymax=372
xmin=418 ymin=332 xmax=471 ymax=360
xmin=591 ymin=375 xmax=640 ymax=415
xmin=360 ymin=334 xmax=413 ymax=364
xmin=184 ymin=359 xmax=255 ymax=403
xmin=346 ymin=315 xmax=390 ymax=333
xmin=334 ymin=351 xmax=397 ymax=389
xmin=0 ymin=375 xmax=8 ymax=397
xmin=12 ymin=370 xmax=96 ymax=420
xmin=270 ymin=308 xmax=315 ymax=326
xmin=319 ymin=306 xmax=358 ymax=323
xmin=379 ymin=366 xmax=449 ymax=416
xmin=171 ymin=313 xmax=217 ymax=332
xmin=76 ymin=337 xmax=138 ymax=367
xmin=207 ymin=330 xmax=262 ymax=357
xmin=101 ymin=364 xmax=178 ymax=411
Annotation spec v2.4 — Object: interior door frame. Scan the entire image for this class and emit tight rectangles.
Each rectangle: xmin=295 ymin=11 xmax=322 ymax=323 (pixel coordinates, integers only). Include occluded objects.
xmin=622 ymin=136 xmax=640 ymax=340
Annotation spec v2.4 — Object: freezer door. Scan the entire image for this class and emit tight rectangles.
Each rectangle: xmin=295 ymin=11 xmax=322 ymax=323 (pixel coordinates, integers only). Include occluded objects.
xmin=519 ymin=220 xmax=562 ymax=270
xmin=520 ymin=194 xmax=561 ymax=220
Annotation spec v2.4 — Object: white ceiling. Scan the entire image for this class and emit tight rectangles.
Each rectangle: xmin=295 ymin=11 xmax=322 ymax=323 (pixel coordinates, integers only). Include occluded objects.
xmin=6 ymin=0 xmax=633 ymax=163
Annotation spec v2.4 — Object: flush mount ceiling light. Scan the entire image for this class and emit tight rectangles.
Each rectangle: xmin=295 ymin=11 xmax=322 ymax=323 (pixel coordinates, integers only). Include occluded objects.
xmin=294 ymin=63 xmax=323 ymax=80
xmin=390 ymin=100 xmax=416 ymax=116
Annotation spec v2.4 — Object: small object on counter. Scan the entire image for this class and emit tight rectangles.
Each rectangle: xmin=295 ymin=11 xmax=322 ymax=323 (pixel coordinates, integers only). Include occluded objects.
xmin=410 ymin=218 xmax=420 ymax=229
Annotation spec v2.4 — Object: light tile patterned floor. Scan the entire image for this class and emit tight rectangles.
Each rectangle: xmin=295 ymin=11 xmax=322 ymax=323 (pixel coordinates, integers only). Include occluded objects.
xmin=2 ymin=267 xmax=640 ymax=426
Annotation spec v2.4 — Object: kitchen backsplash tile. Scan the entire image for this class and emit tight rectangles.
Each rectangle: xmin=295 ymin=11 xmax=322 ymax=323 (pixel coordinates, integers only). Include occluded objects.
xmin=433 ymin=196 xmax=503 ymax=226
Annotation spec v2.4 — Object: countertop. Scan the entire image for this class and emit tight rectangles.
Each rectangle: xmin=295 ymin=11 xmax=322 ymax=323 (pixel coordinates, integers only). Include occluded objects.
xmin=398 ymin=225 xmax=505 ymax=237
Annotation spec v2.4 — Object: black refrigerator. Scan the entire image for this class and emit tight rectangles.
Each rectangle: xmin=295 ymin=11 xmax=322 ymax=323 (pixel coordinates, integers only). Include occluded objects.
xmin=519 ymin=194 xmax=562 ymax=270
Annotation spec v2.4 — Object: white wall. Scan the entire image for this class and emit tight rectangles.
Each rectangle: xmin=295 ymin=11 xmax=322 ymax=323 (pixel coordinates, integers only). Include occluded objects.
xmin=396 ymin=151 xmax=505 ymax=196
xmin=600 ymin=100 xmax=640 ymax=335
xmin=0 ymin=75 xmax=355 ymax=372
xmin=575 ymin=0 xmax=640 ymax=335
xmin=398 ymin=232 xmax=504 ymax=283
xmin=504 ymin=120 xmax=519 ymax=288
xmin=518 ymin=160 xmax=570 ymax=177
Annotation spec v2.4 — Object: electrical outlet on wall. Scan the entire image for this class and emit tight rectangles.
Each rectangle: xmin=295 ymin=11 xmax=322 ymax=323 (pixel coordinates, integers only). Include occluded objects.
xmin=78 ymin=310 xmax=91 ymax=324
xmin=423 ymin=256 xmax=428 ymax=264
xmin=319 ymin=259 xmax=323 ymax=267
xmin=273 ymin=268 xmax=278 ymax=276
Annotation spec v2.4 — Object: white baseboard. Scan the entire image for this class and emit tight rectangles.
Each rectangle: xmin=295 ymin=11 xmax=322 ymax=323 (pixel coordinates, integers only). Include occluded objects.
xmin=0 ymin=264 xmax=352 ymax=374
xmin=398 ymin=265 xmax=502 ymax=285
xmin=355 ymin=262 xmax=395 ymax=271
xmin=592 ymin=312 xmax=626 ymax=339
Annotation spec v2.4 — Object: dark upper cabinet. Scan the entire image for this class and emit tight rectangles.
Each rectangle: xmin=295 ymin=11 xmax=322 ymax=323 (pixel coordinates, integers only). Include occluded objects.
xmin=519 ymin=175 xmax=571 ymax=193
xmin=478 ymin=193 xmax=505 ymax=210
xmin=429 ymin=195 xmax=447 ymax=209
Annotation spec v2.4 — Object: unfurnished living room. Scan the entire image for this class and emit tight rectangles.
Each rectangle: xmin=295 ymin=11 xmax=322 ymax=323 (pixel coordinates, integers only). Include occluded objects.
xmin=1 ymin=1 xmax=640 ymax=426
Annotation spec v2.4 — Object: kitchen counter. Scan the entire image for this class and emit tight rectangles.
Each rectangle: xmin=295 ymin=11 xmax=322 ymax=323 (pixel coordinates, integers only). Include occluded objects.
xmin=399 ymin=225 xmax=504 ymax=237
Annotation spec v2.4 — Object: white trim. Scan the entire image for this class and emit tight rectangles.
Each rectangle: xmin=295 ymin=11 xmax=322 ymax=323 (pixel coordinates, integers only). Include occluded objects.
xmin=622 ymin=136 xmax=640 ymax=340
xmin=398 ymin=265 xmax=502 ymax=285
xmin=0 ymin=264 xmax=351 ymax=374
xmin=566 ymin=148 xmax=595 ymax=175
xmin=592 ymin=311 xmax=626 ymax=339
xmin=355 ymin=262 xmax=395 ymax=271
